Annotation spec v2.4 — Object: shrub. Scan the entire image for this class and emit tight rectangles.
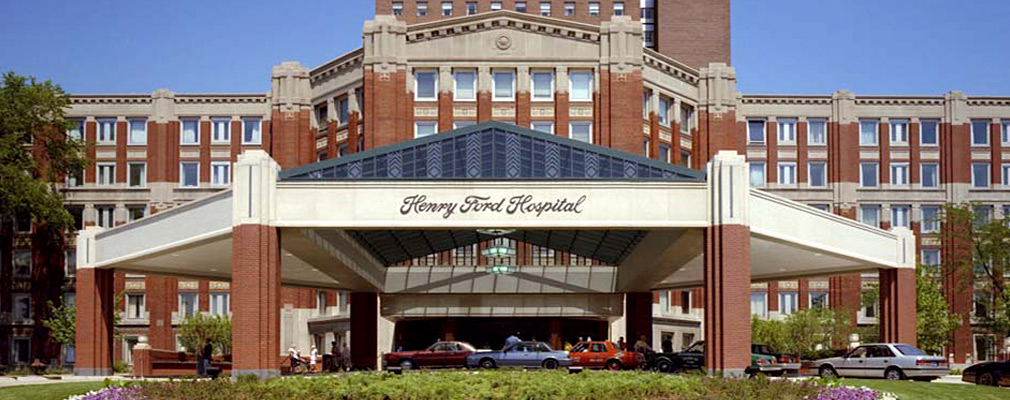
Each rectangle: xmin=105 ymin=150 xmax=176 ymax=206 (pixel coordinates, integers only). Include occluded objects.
xmin=177 ymin=314 xmax=231 ymax=356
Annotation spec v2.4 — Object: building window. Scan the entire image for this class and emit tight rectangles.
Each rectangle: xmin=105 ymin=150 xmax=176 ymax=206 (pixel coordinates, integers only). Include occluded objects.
xmin=890 ymin=119 xmax=909 ymax=145
xmin=569 ymin=70 xmax=593 ymax=102
xmin=210 ymin=293 xmax=229 ymax=316
xmin=490 ymin=2 xmax=502 ymax=11
xmin=11 ymin=337 xmax=30 ymax=365
xmin=659 ymin=144 xmax=671 ymax=163
xmin=127 ymin=205 xmax=146 ymax=222
xmin=181 ymin=118 xmax=199 ymax=145
xmin=779 ymin=292 xmax=798 ymax=316
xmin=66 ymin=168 xmax=83 ymax=188
xmin=415 ymin=121 xmax=438 ymax=138
xmin=68 ymin=206 xmax=84 ymax=229
xmin=642 ymin=138 xmax=650 ymax=157
xmin=974 ymin=205 xmax=993 ymax=226
xmin=680 ymin=290 xmax=691 ymax=314
xmin=392 ymin=2 xmax=403 ymax=15
xmin=921 ymin=163 xmax=939 ymax=188
xmin=680 ymin=150 xmax=691 ymax=168
xmin=315 ymin=104 xmax=327 ymax=127
xmin=453 ymin=120 xmax=476 ymax=129
xmin=126 ymin=294 xmax=146 ymax=319
xmin=14 ymin=213 xmax=31 ymax=233
xmin=860 ymin=162 xmax=878 ymax=187
xmin=778 ymin=162 xmax=797 ymax=185
xmin=180 ymin=162 xmax=199 ymax=187
xmin=920 ymin=119 xmax=939 ymax=146
xmin=540 ymin=2 xmax=551 ymax=16
xmin=564 ymin=2 xmax=575 ymax=16
xmin=921 ymin=249 xmax=940 ymax=271
xmin=453 ymin=70 xmax=476 ymax=101
xmin=921 ymin=205 xmax=940 ymax=233
xmin=971 ymin=120 xmax=989 ymax=146
xmin=589 ymin=2 xmax=600 ymax=16
xmin=442 ymin=1 xmax=453 ymax=16
xmin=861 ymin=299 xmax=877 ymax=319
xmin=750 ymin=292 xmax=767 ymax=318
xmin=613 ymin=2 xmax=624 ymax=15
xmin=211 ymin=162 xmax=231 ymax=186
xmin=972 ymin=163 xmax=990 ymax=188
xmin=128 ymin=162 xmax=146 ymax=187
xmin=808 ymin=118 xmax=827 ymax=145
xmin=891 ymin=205 xmax=911 ymax=228
xmin=515 ymin=1 xmax=526 ymax=13
xmin=97 ymin=163 xmax=115 ymax=186
xmin=492 ymin=70 xmax=515 ymax=100
xmin=13 ymin=250 xmax=31 ymax=277
xmin=97 ymin=118 xmax=116 ymax=144
xmin=317 ymin=291 xmax=328 ymax=314
xmin=97 ymin=205 xmax=115 ymax=228
xmin=531 ymin=70 xmax=553 ymax=101
xmin=810 ymin=204 xmax=830 ymax=212
xmin=570 ymin=121 xmax=592 ymax=143
xmin=1003 ymin=164 xmax=1010 ymax=186
xmin=810 ymin=292 xmax=829 ymax=309
xmin=417 ymin=1 xmax=428 ymax=16
xmin=128 ymin=118 xmax=147 ymax=145
xmin=466 ymin=2 xmax=477 ymax=14
xmin=890 ymin=163 xmax=909 ymax=186
xmin=658 ymin=97 xmax=670 ymax=126
xmin=749 ymin=162 xmax=766 ymax=186
xmin=680 ymin=105 xmax=693 ymax=134
xmin=808 ymin=162 xmax=827 ymax=187
xmin=1003 ymin=120 xmax=1010 ymax=145
xmin=62 ymin=250 xmax=76 ymax=278
xmin=211 ymin=117 xmax=230 ymax=143
xmin=747 ymin=119 xmax=766 ymax=144
xmin=531 ymin=121 xmax=553 ymax=134
xmin=174 ymin=292 xmax=196 ymax=319
xmin=859 ymin=119 xmax=878 ymax=146
xmin=859 ymin=204 xmax=880 ymax=228
xmin=778 ymin=118 xmax=797 ymax=144
xmin=67 ymin=119 xmax=84 ymax=142
xmin=414 ymin=70 xmax=437 ymax=101
xmin=242 ymin=117 xmax=261 ymax=144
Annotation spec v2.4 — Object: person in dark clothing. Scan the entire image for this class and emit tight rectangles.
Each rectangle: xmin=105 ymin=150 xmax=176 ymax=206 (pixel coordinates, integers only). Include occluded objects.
xmin=199 ymin=339 xmax=213 ymax=376
xmin=661 ymin=336 xmax=673 ymax=353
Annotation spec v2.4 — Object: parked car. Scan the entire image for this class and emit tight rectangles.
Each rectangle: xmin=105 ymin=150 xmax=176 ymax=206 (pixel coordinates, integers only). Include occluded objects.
xmin=569 ymin=341 xmax=645 ymax=370
xmin=647 ymin=341 xmax=781 ymax=376
xmin=814 ymin=343 xmax=948 ymax=381
xmin=466 ymin=341 xmax=571 ymax=369
xmin=751 ymin=344 xmax=801 ymax=376
xmin=382 ymin=341 xmax=476 ymax=371
xmin=962 ymin=360 xmax=1010 ymax=386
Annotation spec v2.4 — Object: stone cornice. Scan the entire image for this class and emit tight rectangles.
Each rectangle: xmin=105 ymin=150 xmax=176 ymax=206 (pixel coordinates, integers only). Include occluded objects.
xmin=309 ymin=48 xmax=365 ymax=84
xmin=405 ymin=10 xmax=601 ymax=45
xmin=643 ymin=49 xmax=698 ymax=85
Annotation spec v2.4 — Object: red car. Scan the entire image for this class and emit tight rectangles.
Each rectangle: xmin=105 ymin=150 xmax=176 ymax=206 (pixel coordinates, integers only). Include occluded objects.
xmin=569 ymin=341 xmax=645 ymax=370
xmin=382 ymin=341 xmax=477 ymax=371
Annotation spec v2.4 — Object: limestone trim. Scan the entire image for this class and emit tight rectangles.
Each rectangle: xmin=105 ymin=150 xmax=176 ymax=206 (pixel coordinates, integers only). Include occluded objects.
xmin=309 ymin=48 xmax=365 ymax=84
xmin=404 ymin=10 xmax=602 ymax=43
xmin=643 ymin=49 xmax=699 ymax=85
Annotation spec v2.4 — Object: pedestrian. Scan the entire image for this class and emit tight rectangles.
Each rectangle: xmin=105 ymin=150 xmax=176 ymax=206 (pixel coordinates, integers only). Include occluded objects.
xmin=634 ymin=335 xmax=652 ymax=354
xmin=340 ymin=342 xmax=351 ymax=371
xmin=288 ymin=343 xmax=302 ymax=372
xmin=661 ymin=336 xmax=673 ymax=353
xmin=618 ymin=336 xmax=627 ymax=351
xmin=198 ymin=338 xmax=212 ymax=376
xmin=503 ymin=332 xmax=521 ymax=352
xmin=310 ymin=344 xmax=319 ymax=373
xmin=330 ymin=340 xmax=339 ymax=372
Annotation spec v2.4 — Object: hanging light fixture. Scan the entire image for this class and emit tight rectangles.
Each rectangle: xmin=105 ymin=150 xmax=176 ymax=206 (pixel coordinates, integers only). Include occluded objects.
xmin=476 ymin=228 xmax=515 ymax=236
xmin=478 ymin=228 xmax=517 ymax=275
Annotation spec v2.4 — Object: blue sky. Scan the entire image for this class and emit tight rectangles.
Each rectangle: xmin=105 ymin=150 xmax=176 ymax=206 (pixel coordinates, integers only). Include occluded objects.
xmin=1 ymin=0 xmax=1007 ymax=95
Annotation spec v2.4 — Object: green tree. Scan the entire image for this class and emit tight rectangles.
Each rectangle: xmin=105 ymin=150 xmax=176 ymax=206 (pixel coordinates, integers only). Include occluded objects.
xmin=751 ymin=315 xmax=787 ymax=352
xmin=177 ymin=314 xmax=232 ymax=357
xmin=0 ymin=71 xmax=89 ymax=230
xmin=917 ymin=265 xmax=962 ymax=355
xmin=41 ymin=300 xmax=75 ymax=365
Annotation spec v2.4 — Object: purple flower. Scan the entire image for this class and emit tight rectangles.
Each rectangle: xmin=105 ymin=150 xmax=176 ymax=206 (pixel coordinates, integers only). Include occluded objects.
xmin=71 ymin=386 xmax=145 ymax=400
xmin=809 ymin=386 xmax=881 ymax=400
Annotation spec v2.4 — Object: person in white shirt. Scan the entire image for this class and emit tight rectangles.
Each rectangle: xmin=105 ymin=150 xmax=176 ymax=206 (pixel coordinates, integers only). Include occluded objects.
xmin=288 ymin=344 xmax=302 ymax=372
xmin=309 ymin=345 xmax=319 ymax=372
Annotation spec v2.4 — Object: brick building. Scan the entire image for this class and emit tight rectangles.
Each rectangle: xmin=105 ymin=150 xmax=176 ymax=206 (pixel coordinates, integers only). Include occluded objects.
xmin=2 ymin=0 xmax=1007 ymax=372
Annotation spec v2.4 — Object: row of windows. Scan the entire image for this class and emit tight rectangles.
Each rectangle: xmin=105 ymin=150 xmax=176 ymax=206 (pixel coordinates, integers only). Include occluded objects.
xmin=643 ymin=92 xmax=695 ymax=135
xmin=751 ymin=160 xmax=1010 ymax=189
xmin=414 ymin=69 xmax=594 ymax=102
xmin=750 ymin=291 xmax=829 ymax=318
xmin=746 ymin=118 xmax=830 ymax=146
xmin=855 ymin=204 xmax=1010 ymax=231
xmin=67 ymin=117 xmax=263 ymax=146
xmin=67 ymin=161 xmax=234 ymax=189
xmin=393 ymin=1 xmax=625 ymax=17
xmin=414 ymin=120 xmax=593 ymax=142
xmin=124 ymin=292 xmax=230 ymax=320
xmin=746 ymin=118 xmax=1010 ymax=147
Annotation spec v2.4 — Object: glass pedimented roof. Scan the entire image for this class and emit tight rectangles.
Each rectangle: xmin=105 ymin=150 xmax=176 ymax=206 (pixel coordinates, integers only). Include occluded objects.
xmin=279 ymin=122 xmax=705 ymax=182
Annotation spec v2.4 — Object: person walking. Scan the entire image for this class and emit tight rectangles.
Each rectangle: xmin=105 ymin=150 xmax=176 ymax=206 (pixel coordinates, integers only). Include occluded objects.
xmin=197 ymin=338 xmax=212 ymax=376
xmin=309 ymin=344 xmax=319 ymax=373
xmin=634 ymin=335 xmax=652 ymax=354
xmin=617 ymin=337 xmax=627 ymax=351
xmin=288 ymin=344 xmax=302 ymax=373
xmin=340 ymin=342 xmax=351 ymax=371
xmin=330 ymin=340 xmax=339 ymax=372
xmin=661 ymin=335 xmax=673 ymax=353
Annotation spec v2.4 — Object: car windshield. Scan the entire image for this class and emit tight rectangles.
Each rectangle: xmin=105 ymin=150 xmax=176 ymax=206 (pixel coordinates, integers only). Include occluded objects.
xmin=684 ymin=341 xmax=704 ymax=353
xmin=894 ymin=345 xmax=926 ymax=356
xmin=459 ymin=342 xmax=476 ymax=352
xmin=571 ymin=343 xmax=588 ymax=353
xmin=535 ymin=343 xmax=552 ymax=352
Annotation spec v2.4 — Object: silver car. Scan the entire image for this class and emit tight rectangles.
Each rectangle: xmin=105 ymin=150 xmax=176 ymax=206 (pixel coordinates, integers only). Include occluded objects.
xmin=814 ymin=343 xmax=949 ymax=381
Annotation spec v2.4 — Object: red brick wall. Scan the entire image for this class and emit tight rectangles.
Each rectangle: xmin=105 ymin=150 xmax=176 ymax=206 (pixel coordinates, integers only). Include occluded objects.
xmin=76 ymin=268 xmax=115 ymax=374
xmin=654 ymin=0 xmax=730 ymax=69
xmin=231 ymin=224 xmax=282 ymax=374
xmin=703 ymin=224 xmax=751 ymax=374
xmin=378 ymin=0 xmax=640 ymax=26
xmin=879 ymin=268 xmax=916 ymax=345
xmin=600 ymin=70 xmax=644 ymax=155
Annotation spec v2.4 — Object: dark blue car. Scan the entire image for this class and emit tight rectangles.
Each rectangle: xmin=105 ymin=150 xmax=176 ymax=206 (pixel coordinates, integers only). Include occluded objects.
xmin=466 ymin=341 xmax=572 ymax=369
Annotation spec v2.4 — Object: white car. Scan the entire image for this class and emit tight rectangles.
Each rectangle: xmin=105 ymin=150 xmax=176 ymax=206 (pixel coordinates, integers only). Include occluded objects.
xmin=814 ymin=343 xmax=949 ymax=381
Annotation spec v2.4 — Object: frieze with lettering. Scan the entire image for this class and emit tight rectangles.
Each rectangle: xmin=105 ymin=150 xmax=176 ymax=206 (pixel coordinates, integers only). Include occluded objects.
xmin=400 ymin=194 xmax=586 ymax=219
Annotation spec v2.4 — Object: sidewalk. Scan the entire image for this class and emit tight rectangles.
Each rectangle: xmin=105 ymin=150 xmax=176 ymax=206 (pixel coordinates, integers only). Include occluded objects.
xmin=0 ymin=375 xmax=126 ymax=388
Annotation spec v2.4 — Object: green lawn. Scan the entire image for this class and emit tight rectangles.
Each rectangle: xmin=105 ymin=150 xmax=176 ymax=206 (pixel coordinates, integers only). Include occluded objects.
xmin=0 ymin=381 xmax=105 ymax=400
xmin=842 ymin=378 xmax=1008 ymax=400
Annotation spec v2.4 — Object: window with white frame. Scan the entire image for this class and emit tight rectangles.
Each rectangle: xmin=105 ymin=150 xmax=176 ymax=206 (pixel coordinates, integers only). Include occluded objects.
xmin=415 ymin=121 xmax=438 ymax=138
xmin=778 ymin=118 xmax=797 ymax=144
xmin=569 ymin=70 xmax=593 ymax=102
xmin=531 ymin=121 xmax=553 ymax=134
xmin=680 ymin=150 xmax=691 ymax=168
xmin=97 ymin=205 xmax=115 ymax=228
xmin=317 ymin=291 xmax=328 ymax=314
xmin=442 ymin=1 xmax=452 ymax=16
xmin=890 ymin=163 xmax=909 ymax=186
xmin=13 ymin=250 xmax=30 ymax=277
xmin=921 ymin=205 xmax=940 ymax=233
xmin=778 ymin=162 xmax=797 ymax=185
xmin=1003 ymin=120 xmax=1010 ymax=145
xmin=180 ymin=162 xmax=199 ymax=187
xmin=891 ymin=205 xmax=911 ymax=228
xmin=861 ymin=297 xmax=877 ymax=319
xmin=1003 ymin=164 xmax=1010 ymax=186
xmin=860 ymin=204 xmax=880 ymax=227
xmin=65 ymin=249 xmax=76 ymax=277
xmin=15 ymin=214 xmax=31 ymax=233
xmin=210 ymin=293 xmax=229 ymax=316
xmin=453 ymin=121 xmax=475 ymax=129
xmin=750 ymin=292 xmax=767 ymax=318
xmin=531 ymin=70 xmax=553 ymax=101
xmin=466 ymin=1 xmax=477 ymax=14
xmin=920 ymin=119 xmax=939 ymax=146
xmin=808 ymin=118 xmax=827 ymax=145
xmin=67 ymin=119 xmax=84 ymax=142
xmin=659 ymin=144 xmax=671 ymax=163
xmin=810 ymin=204 xmax=830 ymax=212
xmin=658 ymin=97 xmax=670 ymax=126
xmin=127 ymin=205 xmax=146 ymax=222
xmin=392 ymin=1 xmax=403 ymax=15
xmin=540 ymin=1 xmax=551 ymax=16
xmin=211 ymin=162 xmax=230 ymax=186
xmin=680 ymin=105 xmax=693 ymax=134
xmin=747 ymin=119 xmax=765 ymax=144
xmin=921 ymin=163 xmax=939 ymax=188
xmin=492 ymin=70 xmax=515 ymax=100
xmin=564 ymin=1 xmax=574 ymax=16
xmin=96 ymin=163 xmax=115 ymax=186
xmin=242 ymin=117 xmax=261 ymax=144
xmin=178 ymin=293 xmax=198 ymax=319
xmin=859 ymin=119 xmax=878 ymax=145
xmin=13 ymin=293 xmax=31 ymax=320
xmin=126 ymin=294 xmax=145 ymax=319
xmin=971 ymin=120 xmax=989 ymax=146
xmin=127 ymin=162 xmax=146 ymax=187
xmin=11 ymin=337 xmax=30 ymax=364
xmin=570 ymin=121 xmax=592 ymax=143
xmin=417 ymin=1 xmax=428 ymax=16
xmin=749 ymin=162 xmax=766 ymax=186
xmin=490 ymin=1 xmax=502 ymax=10
xmin=643 ymin=138 xmax=650 ymax=157
xmin=860 ymin=162 xmax=878 ymax=187
xmin=588 ymin=2 xmax=599 ymax=16
xmin=779 ymin=292 xmax=798 ymax=316
xmin=515 ymin=1 xmax=526 ymax=12
xmin=972 ymin=162 xmax=990 ymax=188
xmin=613 ymin=2 xmax=624 ymax=15
xmin=97 ymin=118 xmax=116 ymax=143
xmin=921 ymin=249 xmax=940 ymax=271
xmin=211 ymin=117 xmax=230 ymax=143
xmin=890 ymin=119 xmax=909 ymax=144
xmin=453 ymin=70 xmax=476 ymax=101
xmin=809 ymin=162 xmax=827 ymax=187
xmin=414 ymin=70 xmax=437 ymax=100
xmin=181 ymin=118 xmax=199 ymax=145
xmin=128 ymin=118 xmax=147 ymax=144
xmin=810 ymin=292 xmax=829 ymax=309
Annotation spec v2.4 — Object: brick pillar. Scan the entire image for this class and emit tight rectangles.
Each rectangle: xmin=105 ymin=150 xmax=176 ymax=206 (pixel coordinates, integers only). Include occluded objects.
xmin=549 ymin=319 xmax=562 ymax=350
xmin=441 ymin=318 xmax=457 ymax=341
xmin=880 ymin=228 xmax=917 ymax=345
xmin=625 ymin=292 xmax=653 ymax=348
xmin=697 ymin=64 xmax=741 ymax=166
xmin=145 ymin=275 xmax=178 ymax=350
xmin=269 ymin=62 xmax=314 ymax=169
xmin=704 ymin=151 xmax=751 ymax=377
xmin=75 ymin=228 xmax=114 ymax=376
xmin=350 ymin=292 xmax=378 ymax=370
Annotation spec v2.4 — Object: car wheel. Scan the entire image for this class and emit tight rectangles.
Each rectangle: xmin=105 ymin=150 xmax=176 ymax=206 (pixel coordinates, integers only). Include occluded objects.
xmin=885 ymin=367 xmax=905 ymax=381
xmin=978 ymin=372 xmax=998 ymax=386
xmin=542 ymin=359 xmax=559 ymax=370
xmin=479 ymin=358 xmax=497 ymax=369
xmin=606 ymin=360 xmax=622 ymax=371
xmin=818 ymin=365 xmax=838 ymax=379
xmin=655 ymin=358 xmax=674 ymax=374
xmin=399 ymin=359 xmax=414 ymax=370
